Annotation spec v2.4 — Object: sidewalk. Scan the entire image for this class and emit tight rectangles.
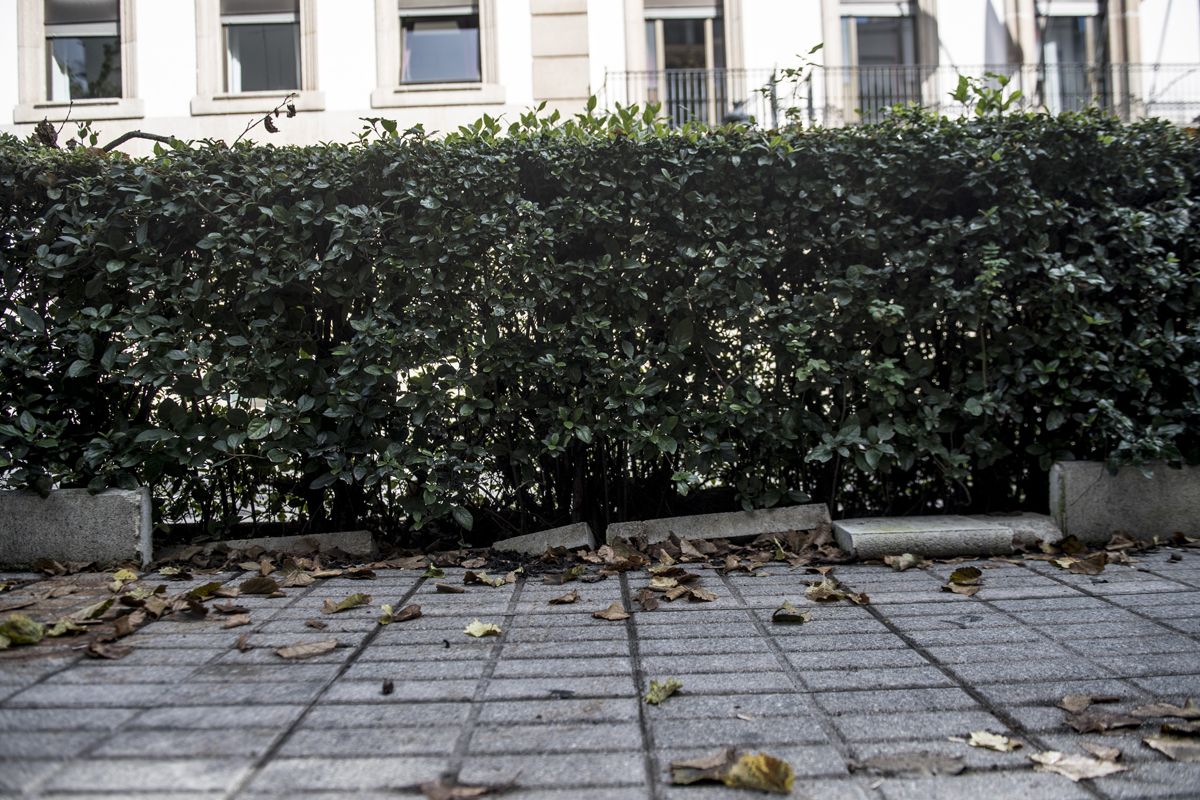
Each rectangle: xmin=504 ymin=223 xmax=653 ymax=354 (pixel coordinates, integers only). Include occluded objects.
xmin=1 ymin=547 xmax=1198 ymax=799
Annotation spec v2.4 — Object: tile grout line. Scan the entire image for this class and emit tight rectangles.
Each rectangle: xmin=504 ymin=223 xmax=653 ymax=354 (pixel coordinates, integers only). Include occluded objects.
xmin=223 ymin=573 xmax=430 ymax=799
xmin=716 ymin=571 xmax=886 ymax=800
xmin=618 ymin=570 xmax=663 ymax=800
xmin=440 ymin=575 xmax=527 ymax=785
xmin=846 ymin=566 xmax=1113 ymax=800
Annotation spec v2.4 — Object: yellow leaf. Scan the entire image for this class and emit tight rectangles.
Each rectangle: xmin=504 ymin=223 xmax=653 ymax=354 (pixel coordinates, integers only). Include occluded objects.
xmin=464 ymin=619 xmax=502 ymax=637
xmin=967 ymin=730 xmax=1023 ymax=752
xmin=322 ymin=593 xmax=372 ymax=614
xmin=721 ymin=752 xmax=795 ymax=794
xmin=644 ymin=677 xmax=682 ymax=705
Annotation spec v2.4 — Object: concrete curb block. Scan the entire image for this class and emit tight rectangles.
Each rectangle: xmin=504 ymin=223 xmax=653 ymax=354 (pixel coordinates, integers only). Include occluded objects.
xmin=0 ymin=488 xmax=152 ymax=567
xmin=605 ymin=504 xmax=831 ymax=546
xmin=1051 ymin=460 xmax=1200 ymax=543
xmin=157 ymin=530 xmax=376 ymax=561
xmin=833 ymin=515 xmax=1015 ymax=559
xmin=492 ymin=522 xmax=595 ymax=555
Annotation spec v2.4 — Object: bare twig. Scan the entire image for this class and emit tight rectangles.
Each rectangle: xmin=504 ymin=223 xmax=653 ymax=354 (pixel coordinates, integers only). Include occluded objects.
xmin=54 ymin=100 xmax=75 ymax=139
xmin=102 ymin=130 xmax=176 ymax=152
xmin=232 ymin=92 xmax=299 ymax=147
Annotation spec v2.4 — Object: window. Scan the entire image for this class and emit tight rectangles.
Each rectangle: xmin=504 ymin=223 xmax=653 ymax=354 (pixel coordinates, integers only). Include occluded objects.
xmin=400 ymin=9 xmax=480 ymax=84
xmin=14 ymin=0 xmax=141 ymax=122
xmin=44 ymin=0 xmax=122 ymax=101
xmin=192 ymin=0 xmax=322 ymax=116
xmin=644 ymin=1 xmax=728 ymax=126
xmin=221 ymin=0 xmax=301 ymax=93
xmin=1036 ymin=1 xmax=1107 ymax=112
xmin=838 ymin=2 xmax=922 ymax=121
xmin=372 ymin=0 xmax=502 ymax=108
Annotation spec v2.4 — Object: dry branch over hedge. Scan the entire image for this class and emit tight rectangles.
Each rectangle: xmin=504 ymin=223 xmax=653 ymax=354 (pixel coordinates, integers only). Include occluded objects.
xmin=1 ymin=108 xmax=1197 ymax=542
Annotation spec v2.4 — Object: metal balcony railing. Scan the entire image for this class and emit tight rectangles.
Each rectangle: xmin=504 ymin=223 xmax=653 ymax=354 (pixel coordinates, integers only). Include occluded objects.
xmin=602 ymin=63 xmax=1200 ymax=127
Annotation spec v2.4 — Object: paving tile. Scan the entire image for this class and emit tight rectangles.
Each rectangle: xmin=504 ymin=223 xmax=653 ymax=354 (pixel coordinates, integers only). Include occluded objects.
xmin=0 ymin=730 xmax=106 ymax=758
xmin=469 ymin=722 xmax=641 ymax=753
xmin=92 ymin=728 xmax=283 ymax=758
xmin=279 ymin=726 xmax=461 ymax=756
xmin=813 ymin=687 xmax=980 ymax=715
xmin=41 ymin=758 xmax=254 ymax=793
xmin=875 ymin=771 xmax=1092 ymax=800
xmin=829 ymin=710 xmax=1008 ymax=742
xmin=246 ymin=756 xmax=448 ymax=791
xmin=459 ymin=752 xmax=644 ymax=788
xmin=130 ymin=704 xmax=308 ymax=730
xmin=477 ymin=697 xmax=640 ymax=724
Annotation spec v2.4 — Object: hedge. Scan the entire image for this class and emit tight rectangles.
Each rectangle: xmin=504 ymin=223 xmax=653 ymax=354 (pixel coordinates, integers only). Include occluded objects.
xmin=1 ymin=108 xmax=1197 ymax=542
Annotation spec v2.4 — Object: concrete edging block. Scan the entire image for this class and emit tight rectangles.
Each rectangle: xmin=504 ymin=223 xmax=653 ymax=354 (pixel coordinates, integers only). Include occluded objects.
xmin=0 ymin=487 xmax=152 ymax=567
xmin=833 ymin=515 xmax=1017 ymax=558
xmin=1051 ymin=460 xmax=1200 ymax=543
xmin=492 ymin=522 xmax=595 ymax=555
xmin=605 ymin=504 xmax=831 ymax=546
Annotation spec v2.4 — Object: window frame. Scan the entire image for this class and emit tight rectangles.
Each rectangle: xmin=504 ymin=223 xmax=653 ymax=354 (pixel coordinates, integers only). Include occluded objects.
xmin=372 ymin=0 xmax=504 ymax=108
xmin=14 ymin=0 xmax=143 ymax=123
xmin=191 ymin=0 xmax=324 ymax=117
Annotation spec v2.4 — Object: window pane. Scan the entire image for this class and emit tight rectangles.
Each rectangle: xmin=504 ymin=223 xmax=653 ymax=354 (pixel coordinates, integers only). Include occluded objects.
xmin=401 ymin=15 xmax=480 ymax=83
xmin=225 ymin=23 xmax=300 ymax=92
xmin=662 ymin=19 xmax=706 ymax=69
xmin=47 ymin=35 xmax=121 ymax=100
xmin=44 ymin=0 xmax=117 ymax=25
xmin=853 ymin=16 xmax=915 ymax=65
xmin=221 ymin=0 xmax=297 ymax=15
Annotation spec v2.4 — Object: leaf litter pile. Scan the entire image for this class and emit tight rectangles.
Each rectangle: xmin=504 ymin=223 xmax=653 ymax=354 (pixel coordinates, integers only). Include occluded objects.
xmin=0 ymin=528 xmax=1195 ymax=795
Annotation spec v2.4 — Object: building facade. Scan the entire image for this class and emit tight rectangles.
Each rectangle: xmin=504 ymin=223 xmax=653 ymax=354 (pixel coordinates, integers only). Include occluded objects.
xmin=0 ymin=0 xmax=1197 ymax=152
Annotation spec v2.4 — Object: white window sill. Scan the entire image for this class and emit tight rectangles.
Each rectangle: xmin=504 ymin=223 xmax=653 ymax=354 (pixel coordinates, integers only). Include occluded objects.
xmin=190 ymin=90 xmax=325 ymax=116
xmin=371 ymin=83 xmax=506 ymax=108
xmin=13 ymin=98 xmax=145 ymax=124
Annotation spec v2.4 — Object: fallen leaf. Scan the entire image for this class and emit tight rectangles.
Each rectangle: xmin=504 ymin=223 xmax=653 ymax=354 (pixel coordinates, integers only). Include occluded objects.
xmin=72 ymin=598 xmax=114 ymax=621
xmin=645 ymin=677 xmax=683 ymax=705
xmin=948 ymin=567 xmax=982 ymax=585
xmin=1066 ymin=711 xmax=1142 ymax=734
xmin=84 ymin=641 xmax=131 ymax=659
xmin=419 ymin=775 xmax=515 ymax=799
xmin=460 ymin=557 xmax=487 ymax=569
xmin=1068 ymin=552 xmax=1108 ymax=575
xmin=967 ymin=731 xmax=1023 ymax=752
xmin=649 ymin=575 xmax=679 ymax=591
xmin=1029 ymin=750 xmax=1129 ymax=781
xmin=805 ymin=577 xmax=847 ymax=602
xmin=212 ymin=601 xmax=248 ymax=615
xmin=543 ymin=565 xmax=586 ymax=585
xmin=549 ymin=590 xmax=580 ymax=605
xmin=853 ymin=751 xmax=965 ymax=777
xmin=846 ymin=590 xmax=870 ymax=605
xmin=688 ymin=587 xmax=718 ymax=602
xmin=281 ymin=571 xmax=315 ymax=588
xmin=239 ymin=576 xmax=280 ymax=595
xmin=1131 ymin=699 xmax=1200 ymax=719
xmin=435 ymin=583 xmax=466 ymax=594
xmin=322 ymin=593 xmax=371 ymax=614
xmin=158 ymin=566 xmax=192 ymax=580
xmin=423 ymin=566 xmax=446 ymax=578
xmin=305 ymin=618 xmax=327 ymax=630
xmin=1082 ymin=743 xmax=1121 ymax=761
xmin=382 ymin=678 xmax=394 ymax=695
xmin=722 ymin=752 xmax=795 ymax=794
xmin=222 ymin=614 xmax=251 ymax=629
xmin=110 ymin=611 xmax=146 ymax=637
xmin=635 ymin=588 xmax=659 ymax=612
xmin=1164 ymin=720 xmax=1200 ymax=735
xmin=235 ymin=633 xmax=253 ymax=651
xmin=109 ymin=568 xmax=139 ymax=592
xmin=464 ymin=620 xmax=502 ymax=638
xmin=883 ymin=553 xmax=924 ymax=572
xmin=379 ymin=604 xmax=421 ymax=625
xmin=1059 ymin=694 xmax=1121 ymax=714
xmin=275 ymin=639 xmax=337 ymax=659
xmin=0 ymin=614 xmax=44 ymax=645
xmin=663 ymin=586 xmax=690 ymax=602
xmin=771 ymin=602 xmax=812 ymax=625
xmin=46 ymin=618 xmax=88 ymax=637
xmin=464 ymin=571 xmax=506 ymax=588
xmin=670 ymin=747 xmax=739 ymax=785
xmin=592 ymin=602 xmax=631 ymax=621
xmin=1144 ymin=730 xmax=1200 ymax=762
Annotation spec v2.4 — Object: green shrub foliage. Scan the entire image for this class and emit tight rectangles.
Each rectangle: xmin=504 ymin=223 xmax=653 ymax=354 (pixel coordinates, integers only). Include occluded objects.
xmin=1 ymin=109 xmax=1198 ymax=540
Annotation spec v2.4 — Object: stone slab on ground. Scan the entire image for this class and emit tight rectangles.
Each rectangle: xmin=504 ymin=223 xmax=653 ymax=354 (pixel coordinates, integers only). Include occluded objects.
xmin=2 ymin=548 xmax=1198 ymax=797
xmin=492 ymin=523 xmax=595 ymax=555
xmin=833 ymin=515 xmax=1015 ymax=558
xmin=155 ymin=531 xmax=376 ymax=561
xmin=0 ymin=488 xmax=151 ymax=567
xmin=605 ymin=504 xmax=830 ymax=546
xmin=1051 ymin=460 xmax=1200 ymax=543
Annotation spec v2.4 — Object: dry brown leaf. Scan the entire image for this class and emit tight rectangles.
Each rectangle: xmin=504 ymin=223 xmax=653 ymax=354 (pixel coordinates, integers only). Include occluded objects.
xmin=464 ymin=571 xmax=506 ymax=588
xmin=234 ymin=633 xmax=253 ymax=651
xmin=635 ymin=588 xmax=659 ymax=612
xmin=722 ymin=752 xmax=795 ymax=794
xmin=460 ymin=557 xmax=487 ymax=569
xmin=1144 ymin=731 xmax=1200 ymax=762
xmin=663 ymin=586 xmax=690 ymax=602
xmin=805 ymin=577 xmax=847 ymax=602
xmin=1081 ymin=743 xmax=1121 ymax=762
xmin=592 ymin=602 xmax=630 ymax=621
xmin=1066 ymin=711 xmax=1142 ymax=734
xmin=1131 ymin=698 xmax=1200 ymax=719
xmin=883 ymin=553 xmax=925 ymax=572
xmin=281 ymin=571 xmax=315 ymax=588
xmin=1059 ymin=694 xmax=1120 ymax=714
xmin=379 ymin=604 xmax=422 ymax=625
xmin=649 ymin=575 xmax=679 ymax=591
xmin=852 ymin=751 xmax=965 ymax=777
xmin=275 ymin=639 xmax=337 ymax=659
xmin=435 ymin=583 xmax=466 ymax=594
xmin=84 ymin=641 xmax=131 ymax=659
xmin=669 ymin=747 xmax=739 ymax=785
xmin=239 ymin=576 xmax=280 ymax=596
xmin=688 ymin=587 xmax=718 ymax=602
xmin=1029 ymin=750 xmax=1129 ymax=781
xmin=221 ymin=613 xmax=251 ymax=629
xmin=967 ymin=731 xmax=1023 ymax=751
xmin=1068 ymin=552 xmax=1108 ymax=575
xmin=549 ymin=590 xmax=580 ymax=605
xmin=419 ymin=775 xmax=515 ymax=799
xmin=305 ymin=618 xmax=328 ymax=630
xmin=771 ymin=602 xmax=812 ymax=625
xmin=322 ymin=593 xmax=371 ymax=614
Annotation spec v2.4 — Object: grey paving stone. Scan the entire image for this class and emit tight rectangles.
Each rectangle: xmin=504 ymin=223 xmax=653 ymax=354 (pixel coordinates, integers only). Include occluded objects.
xmin=660 ymin=779 xmax=872 ymax=800
xmin=875 ymin=770 xmax=1092 ymax=800
xmin=651 ymin=716 xmax=828 ymax=747
xmin=1093 ymin=653 xmax=1200 ymax=677
xmin=0 ymin=730 xmax=106 ymax=758
xmin=785 ymin=649 xmax=929 ymax=671
xmin=279 ymin=726 xmax=461 ymax=756
xmin=303 ymin=702 xmax=471 ymax=728
xmin=1132 ymin=674 xmax=1200 ymax=696
xmin=1096 ymin=763 xmax=1200 ymax=800
xmin=973 ymin=678 xmax=1140 ymax=707
xmin=41 ymin=758 xmax=254 ymax=793
xmin=502 ymin=640 xmax=631 ymax=660
xmin=4 ymin=682 xmax=170 ymax=708
xmin=658 ymin=743 xmax=850 ymax=779
xmin=323 ymin=678 xmax=478 ymax=703
xmin=813 ymin=687 xmax=980 ymax=715
xmin=921 ymin=641 xmax=1077 ymax=664
xmin=0 ymin=760 xmax=67 ymax=793
xmin=43 ymin=665 xmax=199 ymax=684
xmin=459 ymin=752 xmax=644 ymax=788
xmin=644 ymin=692 xmax=816 ymax=720
xmin=130 ymin=704 xmax=308 ymax=730
xmin=0 ymin=707 xmax=140 ymax=731
xmin=641 ymin=652 xmax=781 ymax=675
xmin=190 ymin=663 xmax=343 ymax=682
xmin=477 ymin=697 xmax=640 ymax=724
xmin=167 ymin=680 xmax=328 ymax=706
xmin=491 ymin=656 xmax=632 ymax=678
xmin=486 ymin=676 xmax=636 ymax=700
xmin=358 ymin=643 xmax=494 ymax=662
xmin=944 ymin=657 xmax=1113 ymax=684
xmin=803 ymin=666 xmax=954 ymax=692
xmin=343 ymin=659 xmax=488 ymax=681
xmin=640 ymin=671 xmax=794 ymax=695
xmin=92 ymin=727 xmax=283 ymax=758
xmin=1047 ymin=634 xmax=1199 ymax=657
xmin=469 ymin=721 xmax=641 ymax=754
xmin=901 ymin=627 xmax=1038 ymax=647
xmin=246 ymin=756 xmax=448 ymax=791
xmin=829 ymin=710 xmax=1008 ymax=742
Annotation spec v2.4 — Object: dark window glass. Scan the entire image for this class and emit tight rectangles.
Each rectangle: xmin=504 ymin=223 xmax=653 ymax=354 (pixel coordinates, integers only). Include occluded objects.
xmin=400 ymin=15 xmax=480 ymax=83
